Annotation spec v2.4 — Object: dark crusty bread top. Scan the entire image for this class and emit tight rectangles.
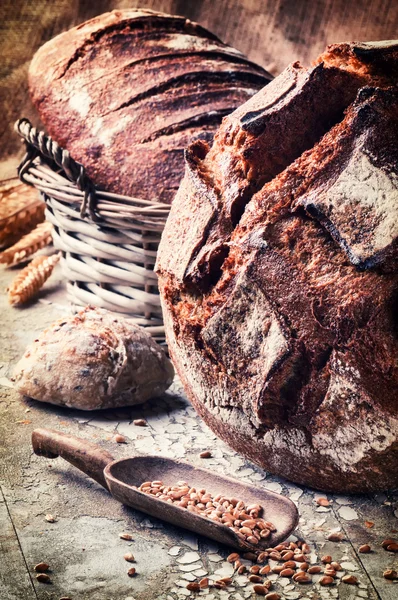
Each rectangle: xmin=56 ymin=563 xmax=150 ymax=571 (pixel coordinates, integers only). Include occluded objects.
xmin=159 ymin=41 xmax=397 ymax=289
xmin=157 ymin=41 xmax=398 ymax=420
xmin=28 ymin=9 xmax=271 ymax=203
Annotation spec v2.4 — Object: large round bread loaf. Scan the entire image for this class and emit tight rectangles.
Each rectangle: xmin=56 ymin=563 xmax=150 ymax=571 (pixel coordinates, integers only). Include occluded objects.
xmin=28 ymin=9 xmax=271 ymax=203
xmin=156 ymin=41 xmax=398 ymax=493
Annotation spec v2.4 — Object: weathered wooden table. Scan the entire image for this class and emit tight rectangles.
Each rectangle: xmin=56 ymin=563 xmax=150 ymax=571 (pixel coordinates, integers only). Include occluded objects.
xmin=0 ymin=266 xmax=397 ymax=600
xmin=1 ymin=2 xmax=397 ymax=598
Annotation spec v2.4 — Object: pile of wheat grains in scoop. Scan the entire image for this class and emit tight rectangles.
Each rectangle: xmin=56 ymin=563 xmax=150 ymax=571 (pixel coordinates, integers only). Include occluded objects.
xmin=138 ymin=479 xmax=277 ymax=545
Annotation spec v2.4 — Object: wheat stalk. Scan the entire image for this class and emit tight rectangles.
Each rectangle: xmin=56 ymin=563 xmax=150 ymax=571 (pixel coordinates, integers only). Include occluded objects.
xmin=8 ymin=253 xmax=61 ymax=306
xmin=0 ymin=179 xmax=45 ymax=248
xmin=0 ymin=221 xmax=53 ymax=266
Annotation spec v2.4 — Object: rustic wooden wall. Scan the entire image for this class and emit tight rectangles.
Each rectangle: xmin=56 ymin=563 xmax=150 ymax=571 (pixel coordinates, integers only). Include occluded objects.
xmin=1 ymin=0 xmax=397 ymax=177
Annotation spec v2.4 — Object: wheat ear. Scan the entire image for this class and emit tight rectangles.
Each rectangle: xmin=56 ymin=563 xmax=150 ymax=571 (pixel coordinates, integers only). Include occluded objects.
xmin=8 ymin=253 xmax=61 ymax=306
xmin=0 ymin=222 xmax=53 ymax=266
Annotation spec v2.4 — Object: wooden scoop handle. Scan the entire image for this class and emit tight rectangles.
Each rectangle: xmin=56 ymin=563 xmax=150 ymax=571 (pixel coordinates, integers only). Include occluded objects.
xmin=32 ymin=428 xmax=115 ymax=490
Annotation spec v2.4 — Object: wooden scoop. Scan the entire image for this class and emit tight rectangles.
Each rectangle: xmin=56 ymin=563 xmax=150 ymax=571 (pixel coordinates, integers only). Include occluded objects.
xmin=32 ymin=428 xmax=299 ymax=551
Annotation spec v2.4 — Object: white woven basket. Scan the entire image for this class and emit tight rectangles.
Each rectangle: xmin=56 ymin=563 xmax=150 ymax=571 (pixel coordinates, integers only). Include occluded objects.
xmin=15 ymin=119 xmax=171 ymax=341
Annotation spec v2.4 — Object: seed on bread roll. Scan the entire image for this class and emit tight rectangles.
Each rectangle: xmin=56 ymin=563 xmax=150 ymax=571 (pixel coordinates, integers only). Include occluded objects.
xmin=156 ymin=41 xmax=398 ymax=493
xmin=13 ymin=306 xmax=174 ymax=410
xmin=28 ymin=9 xmax=271 ymax=203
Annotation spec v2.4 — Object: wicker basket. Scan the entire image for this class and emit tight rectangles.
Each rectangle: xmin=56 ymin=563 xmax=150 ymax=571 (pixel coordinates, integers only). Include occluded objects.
xmin=15 ymin=119 xmax=171 ymax=342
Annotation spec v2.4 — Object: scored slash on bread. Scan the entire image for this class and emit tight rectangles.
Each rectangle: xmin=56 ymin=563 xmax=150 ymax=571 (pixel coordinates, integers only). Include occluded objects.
xmin=156 ymin=41 xmax=398 ymax=493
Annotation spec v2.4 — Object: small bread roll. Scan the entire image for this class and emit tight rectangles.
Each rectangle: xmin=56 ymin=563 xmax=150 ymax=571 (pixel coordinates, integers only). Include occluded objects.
xmin=13 ymin=306 xmax=174 ymax=410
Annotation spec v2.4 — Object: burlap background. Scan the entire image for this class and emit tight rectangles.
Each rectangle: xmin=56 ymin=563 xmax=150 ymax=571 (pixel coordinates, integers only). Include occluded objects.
xmin=1 ymin=0 xmax=397 ymax=179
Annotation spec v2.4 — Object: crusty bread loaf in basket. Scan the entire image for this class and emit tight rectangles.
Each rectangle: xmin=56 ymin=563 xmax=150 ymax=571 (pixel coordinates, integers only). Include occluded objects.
xmin=17 ymin=9 xmax=271 ymax=341
xmin=15 ymin=118 xmax=170 ymax=339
